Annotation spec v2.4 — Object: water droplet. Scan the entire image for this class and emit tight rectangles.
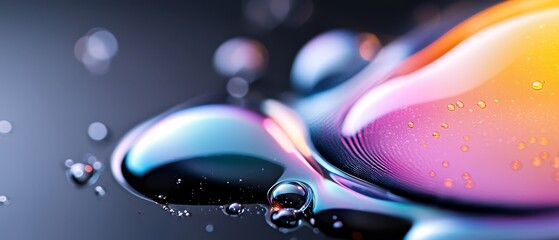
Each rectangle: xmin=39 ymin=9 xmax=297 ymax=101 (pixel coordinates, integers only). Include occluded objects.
xmin=532 ymin=81 xmax=544 ymax=90
xmin=511 ymin=160 xmax=522 ymax=171
xmin=456 ymin=101 xmax=465 ymax=108
xmin=227 ymin=77 xmax=250 ymax=98
xmin=428 ymin=170 xmax=436 ymax=177
xmin=224 ymin=203 xmax=245 ymax=217
xmin=463 ymin=135 xmax=470 ymax=141
xmin=465 ymin=180 xmax=475 ymax=189
xmin=205 ymin=224 xmax=214 ymax=233
xmin=332 ymin=220 xmax=344 ymax=229
xmin=269 ymin=209 xmax=302 ymax=229
xmin=442 ymin=161 xmax=449 ymax=167
xmin=441 ymin=123 xmax=449 ymax=129
xmin=528 ymin=136 xmax=537 ymax=144
xmin=0 ymin=195 xmax=10 ymax=205
xmin=0 ymin=120 xmax=13 ymax=134
xmin=407 ymin=121 xmax=415 ymax=128
xmin=213 ymin=37 xmax=268 ymax=81
xmin=432 ymin=132 xmax=440 ymax=139
xmin=462 ymin=172 xmax=471 ymax=180
xmin=517 ymin=142 xmax=527 ymax=150
xmin=447 ymin=104 xmax=456 ymax=111
xmin=162 ymin=205 xmax=190 ymax=217
xmin=443 ymin=178 xmax=454 ymax=188
xmin=477 ymin=100 xmax=487 ymax=109
xmin=531 ymin=157 xmax=543 ymax=167
xmin=88 ymin=122 xmax=108 ymax=141
xmin=540 ymin=151 xmax=550 ymax=160
xmin=539 ymin=137 xmax=549 ymax=146
xmin=268 ymin=181 xmax=312 ymax=211
xmin=94 ymin=186 xmax=107 ymax=197
xmin=460 ymin=145 xmax=469 ymax=152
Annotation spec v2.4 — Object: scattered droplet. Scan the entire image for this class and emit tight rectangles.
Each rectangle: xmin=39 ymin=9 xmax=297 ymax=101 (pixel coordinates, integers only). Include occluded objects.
xmin=447 ymin=104 xmax=456 ymax=111
xmin=75 ymin=28 xmax=118 ymax=75
xmin=333 ymin=220 xmax=344 ymax=229
xmin=162 ymin=205 xmax=190 ymax=217
xmin=465 ymin=180 xmax=475 ymax=189
xmin=205 ymin=224 xmax=214 ymax=233
xmin=477 ymin=100 xmax=487 ymax=109
xmin=0 ymin=120 xmax=13 ymax=134
xmin=269 ymin=209 xmax=302 ymax=229
xmin=511 ymin=160 xmax=522 ymax=171
xmin=0 ymin=195 xmax=10 ymax=205
xmin=94 ymin=186 xmax=107 ymax=197
xmin=531 ymin=157 xmax=543 ymax=167
xmin=442 ymin=161 xmax=449 ymax=167
xmin=269 ymin=181 xmax=312 ymax=211
xmin=432 ymin=132 xmax=440 ymax=139
xmin=460 ymin=145 xmax=469 ymax=152
xmin=552 ymin=157 xmax=559 ymax=169
xmin=540 ymin=151 xmax=550 ymax=160
xmin=65 ymin=156 xmax=103 ymax=186
xmin=539 ymin=137 xmax=549 ymax=146
xmin=528 ymin=136 xmax=537 ymax=144
xmin=462 ymin=172 xmax=471 ymax=180
xmin=407 ymin=122 xmax=415 ymax=128
xmin=532 ymin=81 xmax=544 ymax=90
xmin=494 ymin=98 xmax=500 ymax=104
xmin=223 ymin=203 xmax=245 ymax=217
xmin=227 ymin=77 xmax=250 ymax=98
xmin=443 ymin=178 xmax=454 ymax=188
xmin=428 ymin=171 xmax=436 ymax=177
xmin=213 ymin=37 xmax=268 ymax=81
xmin=463 ymin=135 xmax=470 ymax=141
xmin=441 ymin=123 xmax=449 ymax=129
xmin=456 ymin=101 xmax=465 ymax=108
xmin=88 ymin=122 xmax=108 ymax=141
xmin=517 ymin=142 xmax=527 ymax=150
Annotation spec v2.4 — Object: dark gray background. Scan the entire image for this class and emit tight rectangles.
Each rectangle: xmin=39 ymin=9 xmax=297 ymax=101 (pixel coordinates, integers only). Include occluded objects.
xmin=0 ymin=1 xmax=458 ymax=239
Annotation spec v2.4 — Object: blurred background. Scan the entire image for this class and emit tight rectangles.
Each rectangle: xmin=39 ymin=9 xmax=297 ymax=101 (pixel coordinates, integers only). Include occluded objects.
xmin=0 ymin=1 xmax=499 ymax=239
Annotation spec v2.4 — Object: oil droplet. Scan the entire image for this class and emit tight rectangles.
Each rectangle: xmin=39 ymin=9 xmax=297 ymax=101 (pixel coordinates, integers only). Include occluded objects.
xmin=269 ymin=181 xmax=312 ymax=210
xmin=88 ymin=122 xmax=108 ymax=141
xmin=442 ymin=161 xmax=449 ymax=167
xmin=0 ymin=195 xmax=10 ymax=205
xmin=443 ymin=178 xmax=454 ymax=188
xmin=447 ymin=104 xmax=456 ymax=111
xmin=432 ymin=132 xmax=440 ymax=139
xmin=205 ymin=224 xmax=214 ymax=233
xmin=528 ymin=136 xmax=537 ymax=144
xmin=428 ymin=171 xmax=436 ymax=177
xmin=0 ymin=120 xmax=13 ymax=134
xmin=94 ymin=186 xmax=107 ymax=197
xmin=462 ymin=172 xmax=471 ymax=180
xmin=552 ymin=157 xmax=559 ymax=169
xmin=407 ymin=122 xmax=415 ymax=128
xmin=441 ymin=123 xmax=449 ymax=129
xmin=456 ymin=101 xmax=465 ymax=108
xmin=539 ymin=137 xmax=549 ymax=146
xmin=531 ymin=157 xmax=543 ymax=167
xmin=517 ymin=142 xmax=526 ymax=150
xmin=477 ymin=100 xmax=487 ymax=109
xmin=460 ymin=145 xmax=469 ymax=152
xmin=540 ymin=151 xmax=550 ymax=160
xmin=511 ymin=160 xmax=522 ymax=171
xmin=532 ymin=81 xmax=544 ymax=90
xmin=223 ymin=203 xmax=245 ymax=217
xmin=463 ymin=135 xmax=470 ymax=141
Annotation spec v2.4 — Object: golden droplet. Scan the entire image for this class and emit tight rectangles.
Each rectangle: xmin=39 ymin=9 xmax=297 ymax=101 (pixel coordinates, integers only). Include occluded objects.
xmin=531 ymin=81 xmax=544 ymax=90
xmin=407 ymin=121 xmax=415 ymax=128
xmin=441 ymin=123 xmax=449 ymax=129
xmin=462 ymin=172 xmax=471 ymax=180
xmin=532 ymin=157 xmax=543 ymax=167
xmin=494 ymin=99 xmax=500 ymax=104
xmin=429 ymin=171 xmax=436 ymax=177
xmin=442 ymin=161 xmax=449 ymax=167
xmin=460 ymin=145 xmax=469 ymax=152
xmin=465 ymin=180 xmax=474 ymax=189
xmin=539 ymin=137 xmax=549 ymax=146
xmin=528 ymin=136 xmax=537 ymax=144
xmin=552 ymin=157 xmax=559 ymax=169
xmin=463 ymin=135 xmax=470 ymax=141
xmin=432 ymin=132 xmax=440 ymax=139
xmin=540 ymin=151 xmax=550 ymax=160
xmin=456 ymin=101 xmax=465 ymax=108
xmin=511 ymin=160 xmax=522 ymax=171
xmin=447 ymin=104 xmax=456 ymax=111
xmin=554 ymin=171 xmax=559 ymax=182
xmin=477 ymin=100 xmax=487 ymax=109
xmin=517 ymin=142 xmax=526 ymax=150
xmin=444 ymin=178 xmax=454 ymax=188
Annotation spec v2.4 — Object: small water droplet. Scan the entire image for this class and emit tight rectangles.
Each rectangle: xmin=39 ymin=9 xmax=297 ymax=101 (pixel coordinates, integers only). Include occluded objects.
xmin=407 ymin=121 xmax=414 ymax=128
xmin=94 ymin=186 xmax=107 ymax=197
xmin=441 ymin=123 xmax=449 ymax=129
xmin=532 ymin=81 xmax=544 ymax=90
xmin=428 ymin=171 xmax=436 ymax=177
xmin=269 ymin=209 xmax=302 ymax=229
xmin=463 ymin=135 xmax=470 ymax=141
xmin=465 ymin=180 xmax=475 ymax=189
xmin=432 ymin=132 xmax=440 ymax=139
xmin=528 ymin=136 xmax=537 ymax=144
xmin=462 ymin=172 xmax=471 ymax=180
xmin=517 ymin=142 xmax=527 ymax=150
xmin=88 ymin=122 xmax=108 ymax=141
xmin=539 ymin=137 xmax=549 ymax=146
xmin=456 ymin=101 xmax=465 ymax=108
xmin=66 ymin=160 xmax=101 ymax=186
xmin=511 ymin=160 xmax=522 ymax=171
xmin=552 ymin=157 xmax=559 ymax=169
xmin=477 ymin=100 xmax=487 ymax=109
xmin=540 ymin=151 xmax=550 ymax=160
xmin=442 ymin=161 xmax=449 ymax=167
xmin=444 ymin=178 xmax=454 ymax=188
xmin=0 ymin=120 xmax=13 ymax=134
xmin=205 ymin=224 xmax=214 ymax=233
xmin=531 ymin=157 xmax=543 ymax=167
xmin=447 ymin=104 xmax=456 ymax=111
xmin=223 ymin=203 xmax=245 ymax=217
xmin=460 ymin=145 xmax=469 ymax=152
xmin=0 ymin=195 xmax=10 ymax=205
xmin=333 ymin=220 xmax=344 ymax=229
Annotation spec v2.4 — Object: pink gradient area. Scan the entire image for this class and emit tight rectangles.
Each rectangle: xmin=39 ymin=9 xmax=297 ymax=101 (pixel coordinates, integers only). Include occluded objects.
xmin=343 ymin=7 xmax=559 ymax=207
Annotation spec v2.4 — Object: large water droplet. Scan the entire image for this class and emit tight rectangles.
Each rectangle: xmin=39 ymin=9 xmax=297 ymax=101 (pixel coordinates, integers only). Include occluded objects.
xmin=223 ymin=203 xmax=245 ymax=217
xmin=268 ymin=181 xmax=311 ymax=211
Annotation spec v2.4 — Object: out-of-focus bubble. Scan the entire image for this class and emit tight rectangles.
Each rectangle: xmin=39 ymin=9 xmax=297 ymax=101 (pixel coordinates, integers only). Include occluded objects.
xmin=0 ymin=120 xmax=13 ymax=134
xmin=244 ymin=0 xmax=313 ymax=30
xmin=227 ymin=77 xmax=250 ymax=98
xmin=0 ymin=195 xmax=10 ymax=206
xmin=94 ymin=186 xmax=107 ymax=197
xmin=291 ymin=30 xmax=381 ymax=94
xmin=88 ymin=122 xmax=108 ymax=141
xmin=205 ymin=224 xmax=214 ymax=233
xmin=213 ymin=37 xmax=268 ymax=82
xmin=74 ymin=28 xmax=118 ymax=75
xmin=65 ymin=155 xmax=104 ymax=186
